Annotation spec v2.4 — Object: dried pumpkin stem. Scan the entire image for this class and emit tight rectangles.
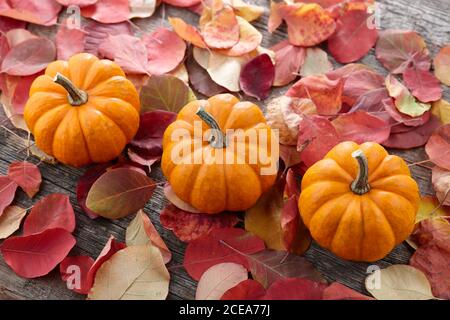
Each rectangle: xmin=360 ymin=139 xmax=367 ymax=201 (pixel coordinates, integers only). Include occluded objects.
xmin=351 ymin=149 xmax=370 ymax=195
xmin=53 ymin=72 xmax=88 ymax=106
xmin=196 ymin=106 xmax=226 ymax=148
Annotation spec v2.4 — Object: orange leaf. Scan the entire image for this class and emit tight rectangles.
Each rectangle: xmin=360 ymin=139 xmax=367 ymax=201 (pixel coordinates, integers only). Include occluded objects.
xmin=168 ymin=17 xmax=207 ymax=49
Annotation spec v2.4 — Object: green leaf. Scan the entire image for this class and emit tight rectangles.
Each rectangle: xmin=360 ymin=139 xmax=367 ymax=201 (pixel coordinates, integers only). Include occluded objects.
xmin=139 ymin=74 xmax=196 ymax=113
xmin=86 ymin=168 xmax=156 ymax=219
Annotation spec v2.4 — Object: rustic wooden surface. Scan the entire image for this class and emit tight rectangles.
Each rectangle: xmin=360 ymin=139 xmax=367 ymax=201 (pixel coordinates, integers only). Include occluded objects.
xmin=0 ymin=0 xmax=449 ymax=300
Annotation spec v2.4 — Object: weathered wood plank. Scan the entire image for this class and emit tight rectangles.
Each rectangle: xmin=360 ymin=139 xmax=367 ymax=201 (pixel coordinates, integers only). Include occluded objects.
xmin=0 ymin=0 xmax=448 ymax=299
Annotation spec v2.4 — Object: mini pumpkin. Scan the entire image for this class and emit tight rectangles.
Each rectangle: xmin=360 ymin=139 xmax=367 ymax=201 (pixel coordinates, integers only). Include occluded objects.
xmin=299 ymin=141 xmax=419 ymax=262
xmin=162 ymin=94 xmax=278 ymax=214
xmin=24 ymin=53 xmax=140 ymax=167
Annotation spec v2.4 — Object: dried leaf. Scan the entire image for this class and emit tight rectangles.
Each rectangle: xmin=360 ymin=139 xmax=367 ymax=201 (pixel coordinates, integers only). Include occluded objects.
xmin=196 ymin=262 xmax=248 ymax=300
xmin=0 ymin=0 xmax=61 ymax=26
xmin=128 ymin=0 xmax=157 ymax=19
xmin=0 ymin=176 xmax=18 ymax=217
xmin=342 ymin=68 xmax=385 ymax=106
xmin=168 ymin=17 xmax=208 ymax=49
xmin=88 ymin=244 xmax=170 ymax=300
xmin=86 ymin=168 xmax=156 ymax=219
xmin=0 ymin=16 xmax=26 ymax=32
xmin=55 ymin=19 xmax=86 ymax=60
xmin=415 ymin=196 xmax=449 ymax=223
xmin=160 ymin=204 xmax=238 ymax=242
xmin=185 ymin=54 xmax=226 ymax=97
xmin=323 ymin=282 xmax=374 ymax=300
xmin=365 ymin=265 xmax=436 ymax=300
xmin=403 ymin=67 xmax=442 ymax=103
xmin=126 ymin=210 xmax=171 ymax=264
xmin=263 ymin=278 xmax=327 ymax=300
xmin=163 ymin=0 xmax=201 ymax=7
xmin=0 ymin=228 xmax=76 ymax=278
xmin=425 ymin=124 xmax=450 ymax=170
xmin=300 ymin=47 xmax=332 ymax=77
xmin=81 ymin=0 xmax=130 ymax=23
xmin=382 ymin=98 xmax=430 ymax=127
xmin=270 ymin=40 xmax=305 ymax=87
xmin=0 ymin=205 xmax=27 ymax=239
xmin=239 ymin=54 xmax=274 ymax=100
xmin=23 ymin=193 xmax=75 ymax=236
xmin=431 ymin=167 xmax=450 ymax=207
xmin=216 ymin=16 xmax=262 ymax=56
xmin=60 ymin=255 xmax=94 ymax=295
xmin=7 ymin=161 xmax=41 ymax=198
xmin=431 ymin=99 xmax=450 ymax=124
xmin=221 ymin=279 xmax=266 ymax=300
xmin=163 ymin=184 xmax=202 ymax=213
xmin=83 ymin=20 xmax=132 ymax=56
xmin=434 ymin=45 xmax=450 ymax=86
xmin=328 ymin=9 xmax=378 ymax=63
xmin=201 ymin=6 xmax=239 ymax=49
xmin=56 ymin=0 xmax=98 ymax=6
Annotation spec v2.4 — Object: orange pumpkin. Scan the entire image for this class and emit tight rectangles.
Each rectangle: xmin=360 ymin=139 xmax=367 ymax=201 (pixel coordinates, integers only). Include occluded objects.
xmin=24 ymin=53 xmax=140 ymax=167
xmin=299 ymin=141 xmax=419 ymax=262
xmin=161 ymin=94 xmax=278 ymax=213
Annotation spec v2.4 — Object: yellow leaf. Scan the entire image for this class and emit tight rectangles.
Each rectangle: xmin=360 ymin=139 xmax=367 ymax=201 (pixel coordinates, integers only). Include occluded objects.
xmin=416 ymin=196 xmax=449 ymax=223
xmin=431 ymin=99 xmax=450 ymax=124
xmin=0 ymin=206 xmax=27 ymax=239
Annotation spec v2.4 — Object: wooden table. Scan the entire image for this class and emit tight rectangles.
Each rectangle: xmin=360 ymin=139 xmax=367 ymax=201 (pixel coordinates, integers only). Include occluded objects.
xmin=0 ymin=0 xmax=449 ymax=300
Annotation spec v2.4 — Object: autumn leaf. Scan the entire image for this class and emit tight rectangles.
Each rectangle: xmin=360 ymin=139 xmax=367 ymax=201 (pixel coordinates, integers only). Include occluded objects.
xmin=0 ymin=228 xmax=76 ymax=278
xmin=23 ymin=193 xmax=75 ymax=236
xmin=184 ymin=228 xmax=265 ymax=280
xmin=56 ymin=0 xmax=98 ymax=6
xmin=431 ymin=99 xmax=450 ymax=124
xmin=328 ymin=9 xmax=377 ymax=63
xmin=239 ymin=54 xmax=274 ymax=100
xmin=0 ymin=176 xmax=18 ymax=216
xmin=216 ymin=16 xmax=262 ymax=56
xmin=7 ymin=161 xmax=41 ymax=198
xmin=86 ymin=168 xmax=156 ymax=219
xmin=60 ymin=255 xmax=94 ymax=295
xmin=163 ymin=184 xmax=202 ymax=213
xmin=0 ymin=16 xmax=26 ymax=32
xmin=270 ymin=40 xmax=305 ymax=87
xmin=185 ymin=54 xmax=226 ymax=97
xmin=414 ymin=196 xmax=449 ymax=223
xmin=201 ymin=5 xmax=239 ymax=49
xmin=375 ymin=29 xmax=430 ymax=74
xmin=221 ymin=279 xmax=266 ymax=300
xmin=168 ymin=17 xmax=208 ymax=49
xmin=425 ymin=124 xmax=450 ymax=170
xmin=341 ymin=68 xmax=385 ymax=106
xmin=83 ymin=20 xmax=132 ymax=56
xmin=403 ymin=67 xmax=442 ymax=103
xmin=88 ymin=244 xmax=170 ymax=300
xmin=433 ymin=45 xmax=450 ymax=86
xmin=0 ymin=206 xmax=27 ymax=239
xmin=160 ymin=204 xmax=238 ymax=242
xmin=262 ymin=278 xmax=327 ymax=300
xmin=300 ymin=47 xmax=332 ymax=77
xmin=81 ymin=0 xmax=130 ymax=24
xmin=163 ymin=0 xmax=201 ymax=7
xmin=126 ymin=210 xmax=171 ymax=264
xmin=431 ymin=167 xmax=450 ymax=206
xmin=55 ymin=19 xmax=86 ymax=60
xmin=196 ymin=262 xmax=248 ymax=300
xmin=323 ymin=282 xmax=374 ymax=300
xmin=0 ymin=0 xmax=61 ymax=26
xmin=365 ymin=265 xmax=436 ymax=300
xmin=383 ymin=98 xmax=430 ymax=127
xmin=279 ymin=145 xmax=302 ymax=170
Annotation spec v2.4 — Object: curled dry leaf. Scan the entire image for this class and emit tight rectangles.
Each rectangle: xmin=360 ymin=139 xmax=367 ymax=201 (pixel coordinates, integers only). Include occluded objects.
xmin=185 ymin=54 xmax=226 ymax=97
xmin=86 ymin=168 xmax=156 ymax=219
xmin=431 ymin=99 xmax=450 ymax=124
xmin=425 ymin=123 xmax=450 ymax=170
xmin=431 ymin=167 xmax=450 ymax=206
xmin=375 ymin=29 xmax=430 ymax=74
xmin=196 ymin=262 xmax=248 ymax=300
xmin=239 ymin=54 xmax=274 ymax=100
xmin=221 ymin=279 xmax=266 ymax=300
xmin=23 ymin=193 xmax=75 ymax=236
xmin=216 ymin=16 xmax=262 ymax=56
xmin=163 ymin=184 xmax=201 ymax=213
xmin=365 ymin=265 xmax=436 ymax=300
xmin=287 ymin=74 xmax=343 ymax=115
xmin=262 ymin=278 xmax=327 ymax=300
xmin=201 ymin=6 xmax=239 ymax=49
xmin=0 ymin=17 xmax=26 ymax=32
xmin=0 ymin=206 xmax=27 ymax=239
xmin=60 ymin=255 xmax=95 ymax=295
xmin=382 ymin=98 xmax=430 ymax=127
xmin=300 ymin=47 xmax=332 ymax=77
xmin=433 ymin=46 xmax=450 ymax=86
xmin=0 ymin=228 xmax=76 ymax=278
xmin=81 ymin=0 xmax=130 ymax=24
xmin=0 ymin=0 xmax=61 ymax=26
xmin=55 ymin=19 xmax=86 ymax=60
xmin=126 ymin=210 xmax=171 ymax=264
xmin=7 ymin=161 xmax=41 ymax=198
xmin=270 ymin=40 xmax=305 ymax=87
xmin=168 ymin=17 xmax=208 ymax=49
xmin=160 ymin=204 xmax=238 ymax=242
xmin=0 ymin=176 xmax=18 ymax=217
xmin=328 ymin=9 xmax=378 ymax=63
xmin=184 ymin=227 xmax=265 ymax=280
xmin=88 ymin=244 xmax=170 ymax=300
xmin=403 ymin=67 xmax=442 ymax=103
xmin=341 ymin=68 xmax=384 ymax=106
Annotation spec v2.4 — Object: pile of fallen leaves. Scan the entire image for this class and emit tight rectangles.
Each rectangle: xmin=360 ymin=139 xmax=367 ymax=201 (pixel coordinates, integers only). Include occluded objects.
xmin=0 ymin=0 xmax=449 ymax=300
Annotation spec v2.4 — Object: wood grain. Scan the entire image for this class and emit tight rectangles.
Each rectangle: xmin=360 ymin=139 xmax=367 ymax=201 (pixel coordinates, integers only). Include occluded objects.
xmin=0 ymin=0 xmax=449 ymax=299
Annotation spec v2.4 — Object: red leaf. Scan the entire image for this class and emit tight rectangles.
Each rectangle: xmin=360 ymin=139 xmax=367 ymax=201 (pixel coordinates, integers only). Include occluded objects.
xmin=98 ymin=34 xmax=149 ymax=75
xmin=287 ymin=75 xmax=343 ymax=115
xmin=185 ymin=55 xmax=226 ymax=97
xmin=55 ymin=20 xmax=86 ymax=60
xmin=81 ymin=0 xmax=130 ymax=24
xmin=328 ymin=9 xmax=378 ymax=63
xmin=142 ymin=28 xmax=187 ymax=75
xmin=0 ymin=17 xmax=26 ymax=33
xmin=403 ymin=67 xmax=442 ymax=103
xmin=86 ymin=236 xmax=126 ymax=288
xmin=163 ymin=0 xmax=201 ymax=7
xmin=0 ymin=228 xmax=76 ymax=278
xmin=262 ymin=278 xmax=326 ymax=300
xmin=23 ymin=194 xmax=75 ymax=236
xmin=382 ymin=115 xmax=441 ymax=149
xmin=56 ymin=0 xmax=98 ymax=6
xmin=221 ymin=279 xmax=266 ymax=300
xmin=184 ymin=228 xmax=265 ymax=280
xmin=8 ymin=161 xmax=41 ymax=198
xmin=202 ymin=6 xmax=239 ymax=49
xmin=7 ymin=72 xmax=42 ymax=114
xmin=323 ymin=282 xmax=374 ymax=300
xmin=270 ymin=40 xmax=305 ymax=87
xmin=129 ymin=111 xmax=177 ymax=158
xmin=297 ymin=115 xmax=340 ymax=167
xmin=239 ymin=54 xmax=274 ymax=100
xmin=83 ymin=20 xmax=132 ymax=56
xmin=0 ymin=0 xmax=61 ymax=26
xmin=350 ymin=87 xmax=390 ymax=113
xmin=168 ymin=17 xmax=208 ymax=49
xmin=332 ymin=111 xmax=391 ymax=144
xmin=76 ymin=163 xmax=111 ymax=219
xmin=0 ymin=176 xmax=18 ymax=217
xmin=160 ymin=204 xmax=239 ymax=242
xmin=127 ymin=148 xmax=159 ymax=171
xmin=60 ymin=255 xmax=95 ymax=295
xmin=281 ymin=195 xmax=308 ymax=252
xmin=1 ymin=37 xmax=55 ymax=76
xmin=425 ymin=124 xmax=450 ymax=170
xmin=431 ymin=167 xmax=450 ymax=207
xmin=279 ymin=145 xmax=301 ymax=170
xmin=434 ymin=46 xmax=450 ymax=86
xmin=342 ymin=69 xmax=385 ymax=106
xmin=383 ymin=98 xmax=430 ymax=127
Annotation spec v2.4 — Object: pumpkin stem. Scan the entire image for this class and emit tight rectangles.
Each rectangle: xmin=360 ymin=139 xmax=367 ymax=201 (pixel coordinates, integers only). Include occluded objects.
xmin=196 ymin=106 xmax=226 ymax=148
xmin=351 ymin=149 xmax=371 ymax=195
xmin=53 ymin=72 xmax=88 ymax=106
